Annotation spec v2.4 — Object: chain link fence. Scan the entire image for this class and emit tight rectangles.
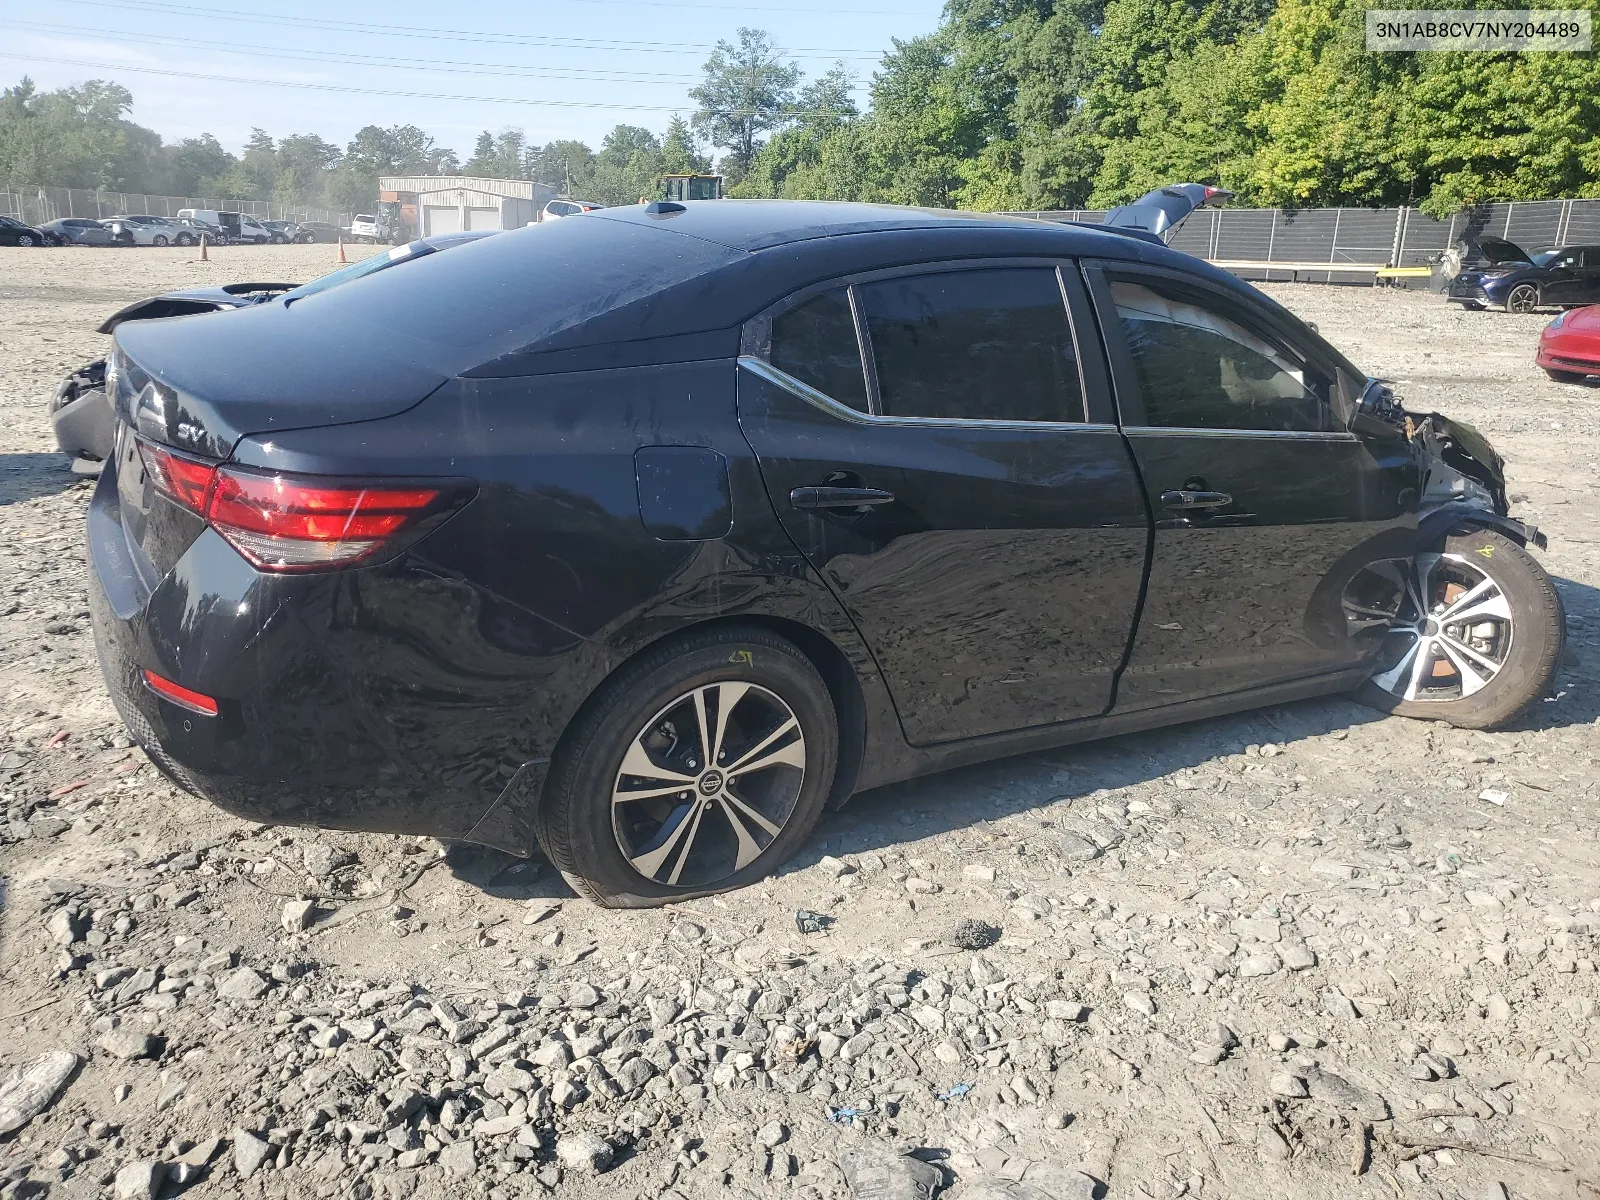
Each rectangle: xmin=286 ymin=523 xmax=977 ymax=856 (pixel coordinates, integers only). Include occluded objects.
xmin=1002 ymin=198 xmax=1600 ymax=283
xmin=0 ymin=183 xmax=349 ymax=227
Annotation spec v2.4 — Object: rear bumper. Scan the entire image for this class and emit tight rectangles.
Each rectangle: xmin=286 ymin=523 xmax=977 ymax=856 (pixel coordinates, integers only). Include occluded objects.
xmin=87 ymin=459 xmax=565 ymax=852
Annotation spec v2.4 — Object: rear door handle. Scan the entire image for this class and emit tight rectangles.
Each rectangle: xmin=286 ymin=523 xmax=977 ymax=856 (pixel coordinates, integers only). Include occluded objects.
xmin=1160 ymin=489 xmax=1233 ymax=511
xmin=789 ymin=486 xmax=896 ymax=510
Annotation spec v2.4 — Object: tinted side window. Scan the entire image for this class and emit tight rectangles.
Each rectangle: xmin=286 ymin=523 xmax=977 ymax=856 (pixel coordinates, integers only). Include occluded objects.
xmin=770 ymin=287 xmax=869 ymax=413
xmin=1111 ymin=280 xmax=1329 ymax=432
xmin=856 ymin=268 xmax=1082 ymax=422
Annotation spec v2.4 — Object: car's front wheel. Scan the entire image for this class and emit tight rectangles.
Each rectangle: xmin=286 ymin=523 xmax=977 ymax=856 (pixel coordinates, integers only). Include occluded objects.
xmin=16 ymin=233 xmax=36 ymax=247
xmin=152 ymin=235 xmax=168 ymax=247
xmin=175 ymin=233 xmax=193 ymax=246
xmin=1354 ymin=530 xmax=1563 ymax=728
xmin=1505 ymin=284 xmax=1539 ymax=314
xmin=536 ymin=626 xmax=839 ymax=907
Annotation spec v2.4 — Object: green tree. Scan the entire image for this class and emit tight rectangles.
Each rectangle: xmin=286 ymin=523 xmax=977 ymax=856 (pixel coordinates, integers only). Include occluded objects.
xmin=690 ymin=28 xmax=802 ymax=172
xmin=165 ymin=134 xmax=236 ymax=197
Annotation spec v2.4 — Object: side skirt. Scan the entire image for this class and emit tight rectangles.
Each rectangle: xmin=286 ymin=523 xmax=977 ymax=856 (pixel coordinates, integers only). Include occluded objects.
xmin=854 ymin=666 xmax=1371 ymax=792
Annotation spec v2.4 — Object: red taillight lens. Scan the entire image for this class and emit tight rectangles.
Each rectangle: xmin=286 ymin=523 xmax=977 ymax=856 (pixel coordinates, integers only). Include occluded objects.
xmin=204 ymin=467 xmax=444 ymax=571
xmin=142 ymin=669 xmax=219 ymax=716
xmin=138 ymin=440 xmax=217 ymax=513
xmin=133 ymin=437 xmax=459 ymax=572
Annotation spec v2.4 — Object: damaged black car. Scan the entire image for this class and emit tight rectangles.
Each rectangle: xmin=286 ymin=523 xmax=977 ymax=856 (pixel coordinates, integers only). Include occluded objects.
xmin=87 ymin=195 xmax=1564 ymax=907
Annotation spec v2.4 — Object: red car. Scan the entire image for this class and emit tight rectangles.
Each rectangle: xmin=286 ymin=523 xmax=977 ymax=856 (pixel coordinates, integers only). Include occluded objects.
xmin=1537 ymin=304 xmax=1600 ymax=381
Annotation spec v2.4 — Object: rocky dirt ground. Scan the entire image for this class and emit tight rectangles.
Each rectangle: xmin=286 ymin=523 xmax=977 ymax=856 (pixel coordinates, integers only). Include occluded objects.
xmin=1 ymin=244 xmax=1597 ymax=1200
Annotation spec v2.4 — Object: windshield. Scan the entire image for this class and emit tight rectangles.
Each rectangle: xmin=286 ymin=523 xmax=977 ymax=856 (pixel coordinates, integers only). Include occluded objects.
xmin=1531 ymin=250 xmax=1561 ymax=267
xmin=279 ymin=241 xmax=433 ymax=302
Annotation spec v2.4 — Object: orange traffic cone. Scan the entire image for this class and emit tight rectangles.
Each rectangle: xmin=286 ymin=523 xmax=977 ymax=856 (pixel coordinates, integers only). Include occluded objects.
xmin=199 ymin=234 xmax=209 ymax=262
xmin=337 ymin=238 xmax=347 ymax=264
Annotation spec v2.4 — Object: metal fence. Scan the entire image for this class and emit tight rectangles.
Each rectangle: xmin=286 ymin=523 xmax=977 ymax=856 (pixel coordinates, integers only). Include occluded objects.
xmin=0 ymin=183 xmax=349 ymax=227
xmin=1002 ymin=197 xmax=1600 ymax=282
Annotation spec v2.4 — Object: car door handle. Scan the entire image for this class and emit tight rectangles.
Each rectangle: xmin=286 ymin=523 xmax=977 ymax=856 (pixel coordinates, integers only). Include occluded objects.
xmin=789 ymin=486 xmax=896 ymax=510
xmin=1160 ymin=489 xmax=1233 ymax=511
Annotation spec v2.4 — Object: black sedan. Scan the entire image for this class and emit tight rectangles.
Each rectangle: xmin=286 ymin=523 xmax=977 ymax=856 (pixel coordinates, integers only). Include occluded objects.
xmin=0 ymin=214 xmax=49 ymax=246
xmin=88 ymin=201 xmax=1563 ymax=906
xmin=1446 ymin=236 xmax=1600 ymax=313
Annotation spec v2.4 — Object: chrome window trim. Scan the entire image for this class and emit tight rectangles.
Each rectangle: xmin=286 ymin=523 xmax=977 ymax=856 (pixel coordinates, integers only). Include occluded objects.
xmin=1123 ymin=425 xmax=1359 ymax=443
xmin=738 ymin=355 xmax=1114 ymax=433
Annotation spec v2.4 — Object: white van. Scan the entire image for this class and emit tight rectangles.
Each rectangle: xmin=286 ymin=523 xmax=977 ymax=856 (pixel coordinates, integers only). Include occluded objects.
xmin=175 ymin=209 xmax=274 ymax=244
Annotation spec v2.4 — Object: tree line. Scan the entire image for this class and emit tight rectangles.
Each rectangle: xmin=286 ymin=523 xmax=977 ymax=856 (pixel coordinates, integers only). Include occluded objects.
xmin=5 ymin=0 xmax=1599 ymax=216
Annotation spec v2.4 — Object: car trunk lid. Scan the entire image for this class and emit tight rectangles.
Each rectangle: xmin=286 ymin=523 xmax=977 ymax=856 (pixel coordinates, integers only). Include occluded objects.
xmin=109 ymin=302 xmax=452 ymax=578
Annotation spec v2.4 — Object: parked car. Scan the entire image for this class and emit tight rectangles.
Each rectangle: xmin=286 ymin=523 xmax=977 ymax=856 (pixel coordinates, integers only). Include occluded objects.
xmin=348 ymin=213 xmax=387 ymax=242
xmin=177 ymin=216 xmax=226 ymax=243
xmin=1446 ymin=237 xmax=1600 ymax=313
xmin=294 ymin=221 xmax=339 ymax=244
xmin=0 ymin=215 xmax=48 ymax=246
xmin=104 ymin=214 xmax=198 ymax=247
xmin=260 ymin=220 xmax=302 ymax=244
xmin=175 ymin=209 xmax=274 ymax=244
xmin=541 ymin=199 xmax=602 ymax=220
xmin=40 ymin=217 xmax=118 ymax=247
xmin=50 ymin=232 xmax=496 ymax=472
xmin=87 ymin=197 xmax=1562 ymax=907
xmin=1536 ymin=304 xmax=1600 ymax=381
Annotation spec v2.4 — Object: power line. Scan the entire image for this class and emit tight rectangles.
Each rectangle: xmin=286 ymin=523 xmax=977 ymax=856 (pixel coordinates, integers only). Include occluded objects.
xmin=0 ymin=53 xmax=868 ymax=116
xmin=9 ymin=23 xmax=706 ymax=83
xmin=39 ymin=0 xmax=899 ymax=58
xmin=11 ymin=25 xmax=878 ymax=90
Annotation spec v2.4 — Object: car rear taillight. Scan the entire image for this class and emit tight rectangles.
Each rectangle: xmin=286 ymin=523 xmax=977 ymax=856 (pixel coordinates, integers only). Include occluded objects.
xmin=136 ymin=437 xmax=465 ymax=571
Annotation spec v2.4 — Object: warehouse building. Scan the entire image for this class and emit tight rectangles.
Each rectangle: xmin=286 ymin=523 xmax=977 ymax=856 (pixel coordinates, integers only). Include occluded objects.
xmin=377 ymin=176 xmax=560 ymax=237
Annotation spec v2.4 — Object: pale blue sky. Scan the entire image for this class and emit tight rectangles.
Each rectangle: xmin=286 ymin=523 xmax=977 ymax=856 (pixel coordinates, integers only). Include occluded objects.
xmin=5 ymin=0 xmax=946 ymax=158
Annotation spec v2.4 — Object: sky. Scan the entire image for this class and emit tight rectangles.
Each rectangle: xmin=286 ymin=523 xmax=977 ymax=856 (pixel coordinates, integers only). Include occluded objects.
xmin=4 ymin=0 xmax=947 ymax=159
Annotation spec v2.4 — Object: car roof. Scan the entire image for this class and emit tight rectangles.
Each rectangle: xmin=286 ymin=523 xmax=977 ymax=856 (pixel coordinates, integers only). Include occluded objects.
xmin=133 ymin=198 xmax=1292 ymax=385
xmin=588 ymin=199 xmax=1082 ymax=252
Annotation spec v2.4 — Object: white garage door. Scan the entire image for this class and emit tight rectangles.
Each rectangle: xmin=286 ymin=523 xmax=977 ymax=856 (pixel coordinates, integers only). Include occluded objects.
xmin=465 ymin=207 xmax=501 ymax=231
xmin=423 ymin=205 xmax=461 ymax=235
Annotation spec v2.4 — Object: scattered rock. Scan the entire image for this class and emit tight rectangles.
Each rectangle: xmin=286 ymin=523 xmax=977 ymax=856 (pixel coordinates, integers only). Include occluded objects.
xmin=280 ymin=898 xmax=316 ymax=932
xmin=948 ymin=918 xmax=1001 ymax=950
xmin=98 ymin=1029 xmax=158 ymax=1061
xmin=555 ymin=1131 xmax=614 ymax=1175
xmin=114 ymin=1161 xmax=163 ymax=1200
xmin=217 ymin=967 xmax=271 ymax=1001
xmin=0 ymin=1050 xmax=78 ymax=1134
xmin=232 ymin=1129 xmax=272 ymax=1179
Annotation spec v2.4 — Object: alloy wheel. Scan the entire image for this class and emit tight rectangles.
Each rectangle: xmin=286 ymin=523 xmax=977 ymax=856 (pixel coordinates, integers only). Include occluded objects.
xmin=1507 ymin=285 xmax=1538 ymax=314
xmin=1360 ymin=554 xmax=1514 ymax=702
xmin=611 ymin=681 xmax=806 ymax=888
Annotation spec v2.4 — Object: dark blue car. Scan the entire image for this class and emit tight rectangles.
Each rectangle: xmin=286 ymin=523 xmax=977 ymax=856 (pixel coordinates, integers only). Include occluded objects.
xmin=1447 ymin=236 xmax=1600 ymax=313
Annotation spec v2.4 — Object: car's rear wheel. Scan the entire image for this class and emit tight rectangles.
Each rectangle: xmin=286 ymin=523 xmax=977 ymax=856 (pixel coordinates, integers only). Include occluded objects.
xmin=1505 ymin=284 xmax=1539 ymax=314
xmin=1352 ymin=530 xmax=1563 ymax=728
xmin=1544 ymin=367 xmax=1585 ymax=383
xmin=536 ymin=626 xmax=838 ymax=908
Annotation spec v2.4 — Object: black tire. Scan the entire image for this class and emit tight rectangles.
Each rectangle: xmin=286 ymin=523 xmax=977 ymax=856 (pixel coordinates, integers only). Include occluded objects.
xmin=175 ymin=233 xmax=193 ymax=246
xmin=1355 ymin=529 xmax=1564 ymax=728
xmin=1461 ymin=301 xmax=1484 ymax=311
xmin=16 ymin=233 xmax=36 ymax=247
xmin=1544 ymin=367 xmax=1585 ymax=383
xmin=1504 ymin=284 xmax=1538 ymax=314
xmin=536 ymin=625 xmax=838 ymax=907
xmin=152 ymin=235 xmax=168 ymax=247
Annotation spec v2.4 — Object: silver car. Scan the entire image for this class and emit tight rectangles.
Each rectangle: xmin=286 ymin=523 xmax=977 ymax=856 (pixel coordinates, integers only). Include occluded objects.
xmin=40 ymin=218 xmax=118 ymax=246
xmin=103 ymin=215 xmax=197 ymax=246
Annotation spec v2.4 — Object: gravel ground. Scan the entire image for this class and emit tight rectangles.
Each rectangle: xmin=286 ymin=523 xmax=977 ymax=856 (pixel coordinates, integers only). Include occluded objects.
xmin=1 ymin=245 xmax=1598 ymax=1200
